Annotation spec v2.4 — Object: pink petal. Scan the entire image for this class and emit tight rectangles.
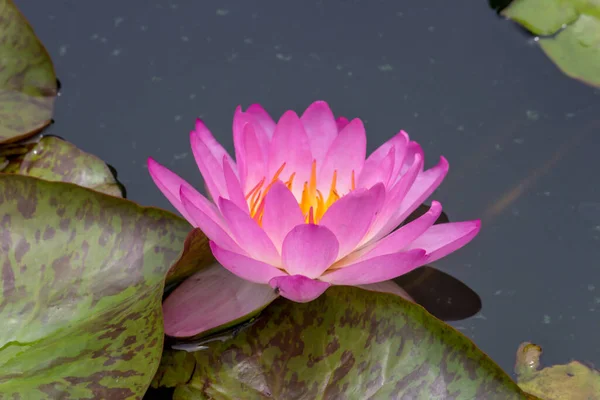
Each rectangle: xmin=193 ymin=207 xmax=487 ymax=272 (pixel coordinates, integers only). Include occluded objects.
xmin=357 ymin=281 xmax=415 ymax=302
xmin=269 ymin=275 xmax=330 ymax=303
xmin=405 ymin=220 xmax=481 ymax=263
xmin=180 ymin=187 xmax=245 ymax=254
xmin=268 ymin=111 xmax=313 ymax=198
xmin=281 ymin=224 xmax=339 ymax=278
xmin=360 ymin=155 xmax=423 ymax=246
xmin=147 ymin=157 xmax=196 ymax=222
xmin=318 ymin=118 xmax=366 ymax=194
xmin=320 ymin=183 xmax=385 ymax=259
xmin=335 ymin=116 xmax=349 ymax=131
xmin=246 ymin=103 xmax=276 ymax=140
xmin=194 ymin=119 xmax=236 ymax=172
xmin=385 ymin=156 xmax=450 ymax=233
xmin=218 ymin=198 xmax=280 ymax=265
xmin=319 ymin=249 xmax=427 ymax=285
xmin=261 ymin=181 xmax=305 ymax=251
xmin=190 ymin=129 xmax=227 ymax=202
xmin=222 ymin=158 xmax=249 ymax=212
xmin=363 ymin=130 xmax=409 ymax=185
xmin=163 ymin=264 xmax=278 ymax=337
xmin=357 ymin=146 xmax=395 ymax=189
xmin=210 ymin=242 xmax=285 ymax=284
xmin=398 ymin=141 xmax=425 ymax=178
xmin=239 ymin=123 xmax=267 ymax=194
xmin=300 ymin=100 xmax=338 ymax=164
xmin=349 ymin=201 xmax=443 ymax=263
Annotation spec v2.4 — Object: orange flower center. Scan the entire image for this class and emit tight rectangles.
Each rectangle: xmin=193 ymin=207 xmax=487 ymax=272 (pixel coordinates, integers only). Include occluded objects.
xmin=245 ymin=161 xmax=355 ymax=226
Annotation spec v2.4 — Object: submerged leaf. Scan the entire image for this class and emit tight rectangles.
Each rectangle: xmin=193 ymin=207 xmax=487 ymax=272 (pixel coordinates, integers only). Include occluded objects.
xmin=0 ymin=136 xmax=124 ymax=196
xmin=156 ymin=286 xmax=537 ymax=400
xmin=0 ymin=0 xmax=57 ymax=143
xmin=0 ymin=174 xmax=192 ymax=399
xmin=515 ymin=342 xmax=600 ymax=399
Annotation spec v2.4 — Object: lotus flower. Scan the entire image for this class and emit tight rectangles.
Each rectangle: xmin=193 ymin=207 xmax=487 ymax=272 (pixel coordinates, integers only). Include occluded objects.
xmin=148 ymin=101 xmax=480 ymax=303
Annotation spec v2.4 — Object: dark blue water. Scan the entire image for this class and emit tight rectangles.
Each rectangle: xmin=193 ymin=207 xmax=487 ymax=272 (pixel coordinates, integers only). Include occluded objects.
xmin=17 ymin=0 xmax=600 ymax=375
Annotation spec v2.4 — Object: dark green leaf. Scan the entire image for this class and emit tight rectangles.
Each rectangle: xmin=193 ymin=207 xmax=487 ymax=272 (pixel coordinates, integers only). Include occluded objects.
xmin=0 ymin=0 xmax=57 ymax=144
xmin=0 ymin=174 xmax=192 ymax=399
xmin=156 ymin=286 xmax=538 ymax=400
xmin=0 ymin=136 xmax=124 ymax=197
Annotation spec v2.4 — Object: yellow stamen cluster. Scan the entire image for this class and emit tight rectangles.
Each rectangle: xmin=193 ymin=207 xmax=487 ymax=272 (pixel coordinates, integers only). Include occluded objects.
xmin=246 ymin=161 xmax=355 ymax=226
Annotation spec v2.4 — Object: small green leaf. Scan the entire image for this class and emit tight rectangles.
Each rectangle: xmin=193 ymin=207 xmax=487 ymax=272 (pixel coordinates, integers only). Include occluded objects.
xmin=500 ymin=0 xmax=600 ymax=88
xmin=0 ymin=0 xmax=57 ymax=144
xmin=0 ymin=136 xmax=124 ymax=197
xmin=0 ymin=174 xmax=192 ymax=399
xmin=156 ymin=286 xmax=538 ymax=400
xmin=515 ymin=342 xmax=600 ymax=399
xmin=539 ymin=14 xmax=600 ymax=88
xmin=164 ymin=228 xmax=214 ymax=292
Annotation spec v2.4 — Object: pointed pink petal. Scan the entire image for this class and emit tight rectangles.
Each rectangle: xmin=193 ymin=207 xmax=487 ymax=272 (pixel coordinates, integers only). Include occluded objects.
xmin=357 ymin=146 xmax=395 ymax=189
xmin=360 ymin=155 xmax=423 ymax=246
xmin=281 ymin=224 xmax=339 ymax=278
xmin=190 ymin=129 xmax=227 ymax=202
xmin=320 ymin=249 xmax=427 ymax=285
xmin=318 ymin=118 xmax=366 ymax=194
xmin=210 ymin=242 xmax=285 ymax=284
xmin=406 ymin=220 xmax=481 ymax=263
xmin=269 ymin=275 xmax=330 ymax=303
xmin=398 ymin=141 xmax=425 ymax=178
xmin=261 ymin=181 xmax=305 ymax=251
xmin=194 ymin=118 xmax=236 ymax=171
xmin=147 ymin=157 xmax=198 ymax=223
xmin=335 ymin=116 xmax=349 ymax=131
xmin=363 ymin=130 xmax=409 ymax=185
xmin=239 ymin=123 xmax=267 ymax=194
xmin=163 ymin=264 xmax=279 ymax=337
xmin=320 ymin=183 xmax=385 ymax=259
xmin=268 ymin=111 xmax=312 ymax=198
xmin=357 ymin=281 xmax=415 ymax=302
xmin=350 ymin=201 xmax=443 ymax=263
xmin=232 ymin=107 xmax=269 ymax=190
xmin=222 ymin=158 xmax=248 ymax=212
xmin=385 ymin=156 xmax=450 ymax=234
xmin=218 ymin=198 xmax=280 ymax=265
xmin=180 ymin=187 xmax=245 ymax=254
xmin=246 ymin=103 xmax=276 ymax=140
xmin=300 ymin=100 xmax=338 ymax=164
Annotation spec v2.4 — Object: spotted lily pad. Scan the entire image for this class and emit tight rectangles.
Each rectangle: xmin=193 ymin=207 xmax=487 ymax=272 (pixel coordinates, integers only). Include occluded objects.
xmin=0 ymin=136 xmax=124 ymax=197
xmin=0 ymin=174 xmax=194 ymax=399
xmin=515 ymin=342 xmax=600 ymax=399
xmin=501 ymin=0 xmax=600 ymax=88
xmin=153 ymin=286 xmax=538 ymax=400
xmin=0 ymin=0 xmax=57 ymax=144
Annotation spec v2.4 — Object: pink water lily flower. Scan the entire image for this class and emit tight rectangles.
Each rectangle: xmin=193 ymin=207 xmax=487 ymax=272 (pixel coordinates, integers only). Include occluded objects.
xmin=148 ymin=101 xmax=480 ymax=303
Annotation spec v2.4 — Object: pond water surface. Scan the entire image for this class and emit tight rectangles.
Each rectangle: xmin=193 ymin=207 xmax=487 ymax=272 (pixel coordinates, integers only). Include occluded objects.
xmin=17 ymin=0 xmax=600 ymax=376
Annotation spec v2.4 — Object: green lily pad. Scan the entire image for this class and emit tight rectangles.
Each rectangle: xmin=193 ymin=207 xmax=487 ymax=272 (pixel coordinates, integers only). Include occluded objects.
xmin=154 ymin=286 xmax=538 ymax=400
xmin=0 ymin=136 xmax=124 ymax=197
xmin=515 ymin=342 xmax=600 ymax=399
xmin=0 ymin=0 xmax=58 ymax=144
xmin=501 ymin=0 xmax=600 ymax=88
xmin=0 ymin=174 xmax=193 ymax=399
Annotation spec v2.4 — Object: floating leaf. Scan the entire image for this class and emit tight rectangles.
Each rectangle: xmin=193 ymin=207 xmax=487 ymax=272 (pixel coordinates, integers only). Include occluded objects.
xmin=515 ymin=342 xmax=600 ymax=399
xmin=0 ymin=0 xmax=57 ymax=144
xmin=501 ymin=0 xmax=600 ymax=88
xmin=155 ymin=286 xmax=538 ymax=400
xmin=0 ymin=174 xmax=193 ymax=399
xmin=0 ymin=136 xmax=124 ymax=197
